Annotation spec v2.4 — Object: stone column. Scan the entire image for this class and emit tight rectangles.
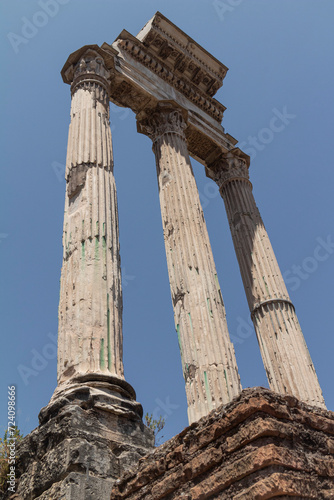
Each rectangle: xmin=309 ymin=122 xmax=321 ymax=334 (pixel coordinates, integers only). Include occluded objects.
xmin=207 ymin=149 xmax=325 ymax=408
xmin=57 ymin=49 xmax=125 ymax=387
xmin=14 ymin=48 xmax=154 ymax=500
xmin=137 ymin=102 xmax=241 ymax=424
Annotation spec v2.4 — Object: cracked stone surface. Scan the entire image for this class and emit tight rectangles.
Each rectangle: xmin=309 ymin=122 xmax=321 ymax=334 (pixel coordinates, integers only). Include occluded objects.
xmin=58 ymin=49 xmax=124 ymax=385
xmin=2 ymin=387 xmax=153 ymax=500
xmin=138 ymin=102 xmax=241 ymax=424
xmin=207 ymin=150 xmax=325 ymax=409
xmin=110 ymin=387 xmax=334 ymax=500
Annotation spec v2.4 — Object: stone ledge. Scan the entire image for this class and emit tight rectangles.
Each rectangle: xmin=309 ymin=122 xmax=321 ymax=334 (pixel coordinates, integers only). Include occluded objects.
xmin=3 ymin=395 xmax=153 ymax=500
xmin=110 ymin=387 xmax=334 ymax=500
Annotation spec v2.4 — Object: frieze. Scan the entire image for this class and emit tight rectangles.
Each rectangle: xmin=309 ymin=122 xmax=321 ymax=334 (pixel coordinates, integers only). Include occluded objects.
xmin=117 ymin=38 xmax=225 ymax=122
xmin=141 ymin=32 xmax=223 ymax=96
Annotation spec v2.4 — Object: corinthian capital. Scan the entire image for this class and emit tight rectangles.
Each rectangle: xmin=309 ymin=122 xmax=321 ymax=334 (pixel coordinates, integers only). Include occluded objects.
xmin=137 ymin=101 xmax=188 ymax=142
xmin=62 ymin=47 xmax=113 ymax=91
xmin=207 ymin=149 xmax=250 ymax=189
xmin=74 ymin=52 xmax=111 ymax=81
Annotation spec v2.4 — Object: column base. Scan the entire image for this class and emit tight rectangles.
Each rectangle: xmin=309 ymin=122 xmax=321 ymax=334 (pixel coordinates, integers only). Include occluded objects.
xmin=39 ymin=373 xmax=144 ymax=424
xmin=5 ymin=376 xmax=154 ymax=500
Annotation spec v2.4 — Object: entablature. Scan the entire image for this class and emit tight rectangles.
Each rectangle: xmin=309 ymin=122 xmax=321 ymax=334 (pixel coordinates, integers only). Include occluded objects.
xmin=136 ymin=12 xmax=228 ymax=97
xmin=61 ymin=14 xmax=240 ymax=167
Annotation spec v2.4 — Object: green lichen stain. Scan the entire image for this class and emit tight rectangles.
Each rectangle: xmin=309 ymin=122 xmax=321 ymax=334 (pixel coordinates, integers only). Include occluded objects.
xmin=259 ymin=333 xmax=266 ymax=352
xmin=107 ymin=293 xmax=111 ymax=370
xmin=81 ymin=241 xmax=85 ymax=268
xmin=95 ymin=237 xmax=99 ymax=261
xmin=67 ymin=232 xmax=72 ymax=254
xmin=262 ymin=276 xmax=270 ymax=295
xmin=102 ymin=222 xmax=105 ymax=236
xmin=102 ymin=235 xmax=106 ymax=252
xmin=188 ymin=313 xmax=197 ymax=360
xmin=176 ymin=324 xmax=184 ymax=367
xmin=204 ymin=371 xmax=213 ymax=410
xmin=214 ymin=274 xmax=224 ymax=304
xmin=206 ymin=298 xmax=213 ymax=318
xmin=224 ymin=369 xmax=230 ymax=400
xmin=96 ymin=221 xmax=99 ymax=235
xmin=100 ymin=338 xmax=105 ymax=370
xmin=188 ymin=313 xmax=194 ymax=334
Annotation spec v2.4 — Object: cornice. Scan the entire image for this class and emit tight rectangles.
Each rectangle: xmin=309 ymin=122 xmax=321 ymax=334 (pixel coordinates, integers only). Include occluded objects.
xmin=137 ymin=12 xmax=228 ymax=88
xmin=115 ymin=35 xmax=226 ymax=123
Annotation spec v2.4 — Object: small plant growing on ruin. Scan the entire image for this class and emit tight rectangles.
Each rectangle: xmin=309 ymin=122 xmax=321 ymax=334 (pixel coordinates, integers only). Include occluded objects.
xmin=144 ymin=413 xmax=165 ymax=446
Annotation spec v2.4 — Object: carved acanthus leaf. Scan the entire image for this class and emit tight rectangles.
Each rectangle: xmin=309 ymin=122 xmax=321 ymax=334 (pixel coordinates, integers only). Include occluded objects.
xmin=74 ymin=54 xmax=110 ymax=80
xmin=138 ymin=107 xmax=187 ymax=141
xmin=208 ymin=152 xmax=249 ymax=188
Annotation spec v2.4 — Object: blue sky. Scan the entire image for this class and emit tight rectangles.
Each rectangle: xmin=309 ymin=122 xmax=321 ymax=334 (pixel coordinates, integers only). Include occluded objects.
xmin=1 ymin=0 xmax=333 ymax=443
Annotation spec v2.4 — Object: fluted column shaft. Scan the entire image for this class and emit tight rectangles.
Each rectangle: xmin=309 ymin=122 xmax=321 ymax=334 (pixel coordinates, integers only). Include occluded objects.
xmin=58 ymin=51 xmax=124 ymax=384
xmin=208 ymin=150 xmax=325 ymax=408
xmin=138 ymin=103 xmax=241 ymax=423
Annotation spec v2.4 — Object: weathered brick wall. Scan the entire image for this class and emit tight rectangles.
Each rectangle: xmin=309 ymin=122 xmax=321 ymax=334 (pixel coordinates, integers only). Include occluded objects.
xmin=111 ymin=387 xmax=334 ymax=499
